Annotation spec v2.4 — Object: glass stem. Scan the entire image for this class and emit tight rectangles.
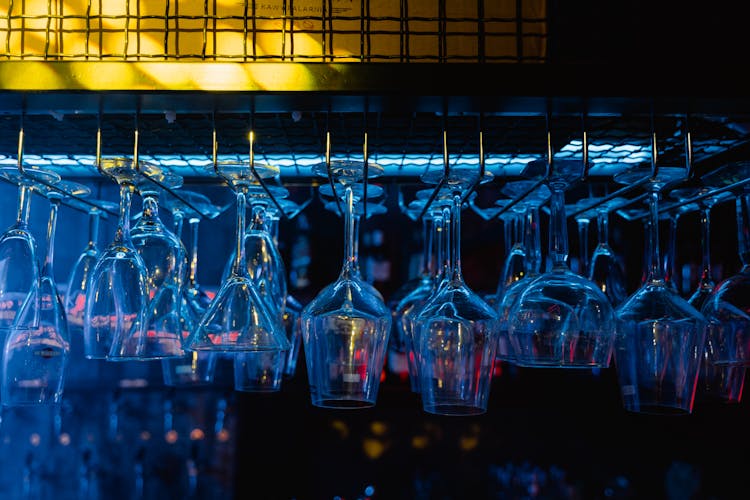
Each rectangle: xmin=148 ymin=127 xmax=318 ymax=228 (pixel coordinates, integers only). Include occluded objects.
xmin=432 ymin=214 xmax=444 ymax=283
xmin=736 ymin=191 xmax=750 ymax=268
xmin=188 ymin=217 xmax=201 ymax=289
xmin=597 ymin=209 xmax=609 ymax=247
xmin=527 ymin=206 xmax=542 ymax=274
xmin=503 ymin=215 xmax=515 ymax=259
xmin=352 ymin=213 xmax=362 ymax=277
xmin=450 ymin=195 xmax=463 ymax=282
xmin=577 ymin=218 xmax=589 ymax=276
xmin=699 ymin=205 xmax=713 ymax=287
xmin=114 ymin=184 xmax=133 ymax=244
xmin=647 ymin=189 xmax=664 ymax=282
xmin=663 ymin=214 xmax=678 ymax=288
xmin=41 ymin=199 xmax=60 ymax=278
xmin=172 ymin=211 xmax=184 ymax=240
xmin=441 ymin=206 xmax=452 ymax=281
xmin=88 ymin=209 xmax=101 ymax=250
xmin=17 ymin=184 xmax=31 ymax=226
xmin=231 ymin=188 xmax=248 ymax=276
xmin=549 ymin=184 xmax=569 ymax=269
xmin=421 ymin=216 xmax=434 ymax=278
xmin=341 ymin=186 xmax=355 ymax=278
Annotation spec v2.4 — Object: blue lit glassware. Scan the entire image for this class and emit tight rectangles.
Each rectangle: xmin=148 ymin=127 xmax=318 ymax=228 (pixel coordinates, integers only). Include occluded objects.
xmin=613 ymin=166 xmax=706 ymax=414
xmin=415 ymin=166 xmax=499 ymax=415
xmin=673 ymin=186 xmax=746 ymax=403
xmin=301 ymin=160 xmax=391 ymax=408
xmin=508 ymin=160 xmax=615 ymax=368
xmin=109 ymin=167 xmax=186 ymax=360
xmin=161 ymin=190 xmax=223 ymax=386
xmin=2 ymin=180 xmax=89 ymax=405
xmin=699 ymin=162 xmax=750 ymax=368
xmin=586 ymin=197 xmax=629 ymax=308
xmin=84 ymin=158 xmax=150 ymax=360
xmin=0 ymin=166 xmax=60 ymax=331
xmin=186 ymin=160 xmax=289 ymax=353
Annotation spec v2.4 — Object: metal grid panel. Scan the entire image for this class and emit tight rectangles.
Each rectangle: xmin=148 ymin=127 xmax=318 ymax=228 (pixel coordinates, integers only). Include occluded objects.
xmin=1 ymin=0 xmax=547 ymax=62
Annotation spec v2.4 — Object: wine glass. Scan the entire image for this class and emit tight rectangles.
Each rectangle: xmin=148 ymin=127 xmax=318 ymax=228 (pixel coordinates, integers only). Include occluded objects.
xmin=413 ymin=165 xmax=499 ymax=415
xmin=586 ymin=197 xmax=629 ymax=307
xmin=185 ymin=160 xmax=289 ymax=353
xmin=613 ymin=164 xmax=707 ymax=414
xmin=672 ymin=186 xmax=745 ymax=403
xmin=231 ymin=183 xmax=292 ymax=393
xmin=62 ymin=198 xmax=119 ymax=389
xmin=266 ymin=197 xmax=307 ymax=379
xmin=495 ymin=198 xmax=544 ymax=364
xmin=2 ymin=179 xmax=90 ymax=405
xmin=508 ymin=159 xmax=615 ymax=368
xmin=64 ymin=200 xmax=120 ymax=332
xmin=83 ymin=157 xmax=151 ymax=360
xmin=161 ymin=190 xmax=224 ymax=386
xmin=392 ymin=195 xmax=446 ymax=392
xmin=107 ymin=166 xmax=186 ymax=360
xmin=698 ymin=161 xmax=750 ymax=368
xmin=0 ymin=166 xmax=61 ymax=331
xmin=301 ymin=160 xmax=391 ymax=408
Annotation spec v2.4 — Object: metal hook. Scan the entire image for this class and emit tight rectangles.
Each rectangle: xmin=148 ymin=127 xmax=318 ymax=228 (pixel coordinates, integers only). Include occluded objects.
xmin=247 ymin=130 xmax=288 ymax=219
xmin=325 ymin=130 xmax=343 ymax=216
xmin=17 ymin=96 xmax=26 ymax=177
xmin=417 ymin=129 xmax=450 ymax=221
xmin=684 ymin=114 xmax=694 ymax=179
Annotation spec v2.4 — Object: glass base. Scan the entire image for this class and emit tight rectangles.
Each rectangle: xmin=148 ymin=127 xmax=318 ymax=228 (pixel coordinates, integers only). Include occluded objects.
xmin=312 ymin=398 xmax=376 ymax=409
xmin=422 ymin=404 xmax=487 ymax=416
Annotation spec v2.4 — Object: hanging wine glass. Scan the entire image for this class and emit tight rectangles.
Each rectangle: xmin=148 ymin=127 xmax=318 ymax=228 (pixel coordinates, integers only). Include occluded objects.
xmin=0 ymin=166 xmax=61 ymax=331
xmin=698 ymin=161 xmax=750 ymax=368
xmin=107 ymin=166 xmax=187 ymax=360
xmin=508 ymin=159 xmax=615 ymax=368
xmin=161 ymin=190 xmax=225 ymax=386
xmin=301 ymin=159 xmax=391 ymax=408
xmin=586 ymin=197 xmax=629 ymax=307
xmin=62 ymin=198 xmax=119 ymax=389
xmin=185 ymin=160 xmax=289 ymax=353
xmin=231 ymin=183 xmax=292 ymax=393
xmin=84 ymin=157 xmax=152 ymax=360
xmin=613 ymin=162 xmax=707 ymax=414
xmin=267 ymin=197 xmax=306 ymax=379
xmin=392 ymin=195 xmax=446 ymax=392
xmin=413 ymin=164 xmax=499 ymax=415
xmin=64 ymin=200 xmax=119 ymax=332
xmin=2 ymin=179 xmax=90 ymax=405
xmin=495 ymin=197 xmax=545 ymax=364
xmin=672 ymin=186 xmax=745 ymax=403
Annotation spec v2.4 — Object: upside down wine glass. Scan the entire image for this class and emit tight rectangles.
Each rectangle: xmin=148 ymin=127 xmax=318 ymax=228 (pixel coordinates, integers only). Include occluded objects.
xmin=391 ymin=194 xmax=446 ymax=392
xmin=2 ymin=180 xmax=90 ymax=405
xmin=0 ymin=166 xmax=60 ymax=331
xmin=508 ymin=159 xmax=615 ymax=368
xmin=161 ymin=190 xmax=223 ymax=386
xmin=495 ymin=197 xmax=543 ymax=364
xmin=414 ymin=166 xmax=499 ymax=415
xmin=700 ymin=162 xmax=750 ymax=368
xmin=84 ymin=158 xmax=151 ymax=360
xmin=674 ymin=187 xmax=745 ymax=403
xmin=108 ymin=167 xmax=187 ymax=360
xmin=186 ymin=160 xmax=289 ymax=353
xmin=301 ymin=160 xmax=391 ymax=408
xmin=233 ymin=182 xmax=291 ymax=393
xmin=587 ymin=198 xmax=628 ymax=307
xmin=613 ymin=165 xmax=707 ymax=414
